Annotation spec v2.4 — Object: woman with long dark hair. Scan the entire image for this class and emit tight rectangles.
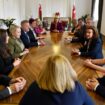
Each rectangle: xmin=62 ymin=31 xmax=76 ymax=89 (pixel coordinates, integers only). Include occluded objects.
xmin=71 ymin=26 xmax=103 ymax=59
xmin=0 ymin=29 xmax=21 ymax=75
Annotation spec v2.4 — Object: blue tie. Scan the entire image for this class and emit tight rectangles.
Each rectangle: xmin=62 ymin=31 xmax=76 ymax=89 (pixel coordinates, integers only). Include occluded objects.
xmin=25 ymin=32 xmax=30 ymax=43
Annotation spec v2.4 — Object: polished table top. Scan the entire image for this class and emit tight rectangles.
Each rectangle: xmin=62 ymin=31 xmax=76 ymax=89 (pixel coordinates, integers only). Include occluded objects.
xmin=0 ymin=32 xmax=105 ymax=105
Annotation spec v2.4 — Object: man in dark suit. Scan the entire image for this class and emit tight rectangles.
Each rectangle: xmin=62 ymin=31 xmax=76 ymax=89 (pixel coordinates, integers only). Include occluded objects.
xmin=20 ymin=20 xmax=38 ymax=48
xmin=86 ymin=76 xmax=105 ymax=98
xmin=28 ymin=18 xmax=46 ymax=46
xmin=27 ymin=29 xmax=38 ymax=44
xmin=0 ymin=75 xmax=26 ymax=100
xmin=28 ymin=18 xmax=40 ymax=44
xmin=0 ymin=75 xmax=11 ymax=99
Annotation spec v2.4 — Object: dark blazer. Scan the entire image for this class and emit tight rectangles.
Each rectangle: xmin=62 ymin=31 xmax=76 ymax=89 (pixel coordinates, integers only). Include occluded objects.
xmin=0 ymin=75 xmax=11 ymax=100
xmin=21 ymin=29 xmax=38 ymax=48
xmin=71 ymin=37 xmax=85 ymax=45
xmin=79 ymin=37 xmax=103 ymax=59
xmin=50 ymin=22 xmax=63 ymax=32
xmin=27 ymin=29 xmax=38 ymax=44
xmin=96 ymin=76 xmax=105 ymax=98
xmin=0 ymin=55 xmax=14 ymax=75
xmin=74 ymin=25 xmax=86 ymax=38
xmin=19 ymin=81 xmax=94 ymax=105
xmin=71 ymin=25 xmax=86 ymax=44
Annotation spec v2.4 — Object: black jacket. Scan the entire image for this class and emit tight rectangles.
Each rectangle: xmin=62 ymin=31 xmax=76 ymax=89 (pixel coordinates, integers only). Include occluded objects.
xmin=0 ymin=75 xmax=11 ymax=100
xmin=0 ymin=55 xmax=14 ymax=75
xmin=27 ymin=29 xmax=38 ymax=44
xmin=96 ymin=76 xmax=105 ymax=98
xmin=21 ymin=29 xmax=38 ymax=48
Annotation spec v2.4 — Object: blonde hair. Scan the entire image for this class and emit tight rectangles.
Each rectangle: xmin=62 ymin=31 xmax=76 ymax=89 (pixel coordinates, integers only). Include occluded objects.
xmin=9 ymin=24 xmax=20 ymax=35
xmin=37 ymin=54 xmax=77 ymax=93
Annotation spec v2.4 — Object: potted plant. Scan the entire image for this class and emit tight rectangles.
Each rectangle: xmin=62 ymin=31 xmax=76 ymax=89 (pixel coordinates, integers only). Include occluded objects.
xmin=0 ymin=18 xmax=15 ymax=34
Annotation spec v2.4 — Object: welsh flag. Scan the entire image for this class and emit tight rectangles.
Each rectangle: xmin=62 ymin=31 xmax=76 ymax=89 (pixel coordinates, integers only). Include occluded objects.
xmin=38 ymin=4 xmax=42 ymax=20
xmin=72 ymin=3 xmax=76 ymax=19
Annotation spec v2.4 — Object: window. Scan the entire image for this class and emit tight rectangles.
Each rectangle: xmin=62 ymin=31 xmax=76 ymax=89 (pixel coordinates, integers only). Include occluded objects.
xmin=93 ymin=0 xmax=99 ymax=21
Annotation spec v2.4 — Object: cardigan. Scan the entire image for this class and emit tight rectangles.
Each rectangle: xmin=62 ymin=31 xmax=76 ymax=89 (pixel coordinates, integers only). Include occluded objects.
xmin=19 ymin=81 xmax=94 ymax=105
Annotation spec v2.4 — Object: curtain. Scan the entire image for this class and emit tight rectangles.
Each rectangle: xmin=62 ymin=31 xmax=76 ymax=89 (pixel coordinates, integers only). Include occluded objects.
xmin=91 ymin=0 xmax=96 ymax=18
xmin=97 ymin=0 xmax=103 ymax=33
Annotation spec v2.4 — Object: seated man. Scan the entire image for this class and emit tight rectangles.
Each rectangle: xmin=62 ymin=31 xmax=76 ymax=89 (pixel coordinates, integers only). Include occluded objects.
xmin=0 ymin=75 xmax=26 ymax=100
xmin=68 ymin=17 xmax=94 ymax=44
xmin=21 ymin=20 xmax=38 ymax=48
xmin=28 ymin=18 xmax=45 ymax=46
xmin=86 ymin=76 xmax=105 ymax=98
xmin=70 ymin=18 xmax=86 ymax=44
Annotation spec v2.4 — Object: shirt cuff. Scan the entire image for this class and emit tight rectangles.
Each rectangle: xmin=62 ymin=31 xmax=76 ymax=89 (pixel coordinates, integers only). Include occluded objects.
xmin=7 ymin=87 xmax=12 ymax=95
xmin=38 ymin=41 xmax=41 ymax=45
xmin=78 ymin=52 xmax=81 ymax=55
xmin=70 ymin=38 xmax=72 ymax=42
xmin=94 ymin=83 xmax=99 ymax=91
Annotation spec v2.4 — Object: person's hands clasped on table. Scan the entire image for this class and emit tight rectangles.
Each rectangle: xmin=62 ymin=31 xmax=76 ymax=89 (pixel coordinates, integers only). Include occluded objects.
xmin=86 ymin=78 xmax=99 ymax=91
xmin=8 ymin=77 xmax=26 ymax=94
xmin=71 ymin=48 xmax=80 ymax=56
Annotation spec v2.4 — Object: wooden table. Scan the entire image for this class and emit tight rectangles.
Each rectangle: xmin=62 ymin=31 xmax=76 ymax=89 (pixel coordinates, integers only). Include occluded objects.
xmin=0 ymin=32 xmax=105 ymax=105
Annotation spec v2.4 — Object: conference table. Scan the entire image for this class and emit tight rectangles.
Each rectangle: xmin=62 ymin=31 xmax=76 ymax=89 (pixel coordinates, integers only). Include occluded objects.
xmin=0 ymin=32 xmax=105 ymax=105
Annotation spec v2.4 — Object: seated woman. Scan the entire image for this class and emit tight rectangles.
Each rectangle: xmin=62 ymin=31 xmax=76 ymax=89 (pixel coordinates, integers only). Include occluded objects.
xmin=0 ymin=29 xmax=21 ymax=75
xmin=8 ymin=24 xmax=29 ymax=59
xmin=86 ymin=76 xmax=105 ymax=98
xmin=0 ymin=74 xmax=26 ymax=100
xmin=71 ymin=26 xmax=103 ymax=59
xmin=19 ymin=54 xmax=94 ymax=105
xmin=34 ymin=18 xmax=46 ymax=36
xmin=84 ymin=59 xmax=105 ymax=72
xmin=50 ymin=16 xmax=63 ymax=32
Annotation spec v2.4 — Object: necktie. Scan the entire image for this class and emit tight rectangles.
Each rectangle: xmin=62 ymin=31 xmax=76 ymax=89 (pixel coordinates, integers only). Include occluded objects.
xmin=25 ymin=32 xmax=30 ymax=43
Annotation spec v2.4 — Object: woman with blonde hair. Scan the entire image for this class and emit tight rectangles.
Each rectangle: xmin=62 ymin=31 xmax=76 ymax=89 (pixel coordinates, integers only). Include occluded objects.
xmin=8 ymin=24 xmax=29 ymax=58
xmin=20 ymin=54 xmax=94 ymax=105
xmin=50 ymin=16 xmax=63 ymax=32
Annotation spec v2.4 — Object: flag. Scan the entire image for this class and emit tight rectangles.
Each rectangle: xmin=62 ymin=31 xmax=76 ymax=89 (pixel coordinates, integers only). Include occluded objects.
xmin=72 ymin=3 xmax=76 ymax=19
xmin=38 ymin=4 xmax=42 ymax=21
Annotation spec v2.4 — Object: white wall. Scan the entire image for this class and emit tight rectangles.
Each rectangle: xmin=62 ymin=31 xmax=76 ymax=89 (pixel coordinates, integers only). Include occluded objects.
xmin=0 ymin=0 xmax=25 ymax=25
xmin=25 ymin=0 xmax=71 ymax=19
xmin=101 ymin=0 xmax=105 ymax=35
xmin=25 ymin=0 xmax=91 ymax=19
xmin=74 ymin=0 xmax=91 ymax=19
xmin=0 ymin=0 xmax=4 ymax=18
xmin=19 ymin=0 xmax=25 ymax=23
xmin=0 ymin=0 xmax=92 ymax=24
